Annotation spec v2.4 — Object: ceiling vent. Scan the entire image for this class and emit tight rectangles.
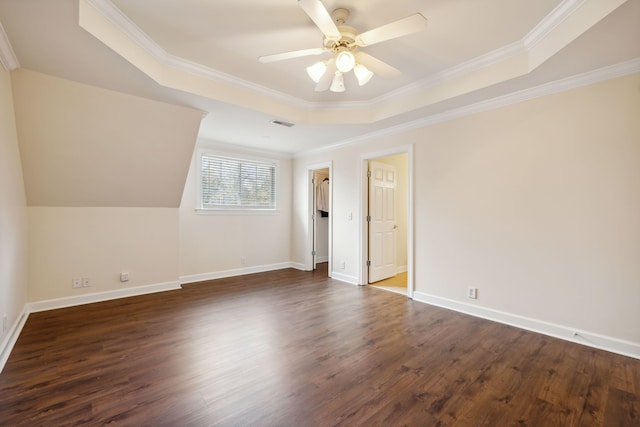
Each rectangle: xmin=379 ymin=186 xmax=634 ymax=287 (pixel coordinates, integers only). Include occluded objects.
xmin=271 ymin=120 xmax=295 ymax=128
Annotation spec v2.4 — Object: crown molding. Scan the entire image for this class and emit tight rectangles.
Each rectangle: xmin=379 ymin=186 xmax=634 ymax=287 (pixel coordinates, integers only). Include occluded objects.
xmin=86 ymin=0 xmax=596 ymax=112
xmin=83 ymin=0 xmax=315 ymax=110
xmin=524 ymin=0 xmax=588 ymax=48
xmin=0 ymin=21 xmax=19 ymax=71
xmin=82 ymin=1 xmax=388 ymax=114
xmin=295 ymin=58 xmax=640 ymax=158
xmin=84 ymin=0 xmax=628 ymax=125
xmin=372 ymin=0 xmax=597 ymax=107
xmin=372 ymin=40 xmax=526 ymax=107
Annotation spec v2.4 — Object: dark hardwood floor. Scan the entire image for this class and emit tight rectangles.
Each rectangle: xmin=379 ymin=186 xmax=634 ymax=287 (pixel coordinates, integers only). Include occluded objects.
xmin=1 ymin=264 xmax=638 ymax=426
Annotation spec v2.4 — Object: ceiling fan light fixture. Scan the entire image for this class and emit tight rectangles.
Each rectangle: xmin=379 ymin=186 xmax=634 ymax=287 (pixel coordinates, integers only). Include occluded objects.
xmin=329 ymin=71 xmax=345 ymax=92
xmin=306 ymin=61 xmax=327 ymax=83
xmin=335 ymin=50 xmax=355 ymax=73
xmin=353 ymin=63 xmax=373 ymax=86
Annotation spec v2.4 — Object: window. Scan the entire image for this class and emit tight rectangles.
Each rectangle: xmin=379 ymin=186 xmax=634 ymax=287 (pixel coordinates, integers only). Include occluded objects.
xmin=199 ymin=152 xmax=277 ymax=212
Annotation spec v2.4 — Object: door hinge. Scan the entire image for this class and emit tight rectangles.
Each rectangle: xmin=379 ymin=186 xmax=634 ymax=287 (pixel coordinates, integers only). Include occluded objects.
xmin=367 ymin=170 xmax=371 ymax=177
xmin=312 ymin=250 xmax=316 ymax=256
xmin=366 ymin=260 xmax=371 ymax=267
xmin=366 ymin=215 xmax=371 ymax=222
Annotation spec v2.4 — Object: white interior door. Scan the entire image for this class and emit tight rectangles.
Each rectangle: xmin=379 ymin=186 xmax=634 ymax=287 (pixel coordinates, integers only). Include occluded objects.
xmin=368 ymin=161 xmax=397 ymax=283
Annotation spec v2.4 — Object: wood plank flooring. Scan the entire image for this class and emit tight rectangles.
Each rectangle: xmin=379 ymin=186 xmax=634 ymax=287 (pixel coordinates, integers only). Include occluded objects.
xmin=1 ymin=264 xmax=638 ymax=426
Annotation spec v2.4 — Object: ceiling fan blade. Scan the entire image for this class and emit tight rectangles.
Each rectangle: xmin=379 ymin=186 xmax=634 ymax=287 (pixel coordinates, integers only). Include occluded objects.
xmin=259 ymin=48 xmax=326 ymax=63
xmin=355 ymin=52 xmax=401 ymax=79
xmin=315 ymin=58 xmax=336 ymax=92
xmin=298 ymin=0 xmax=342 ymax=41
xmin=355 ymin=13 xmax=427 ymax=47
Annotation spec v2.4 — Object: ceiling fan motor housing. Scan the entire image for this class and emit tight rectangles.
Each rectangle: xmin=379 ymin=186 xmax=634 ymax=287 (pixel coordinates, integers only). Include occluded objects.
xmin=323 ymin=25 xmax=357 ymax=52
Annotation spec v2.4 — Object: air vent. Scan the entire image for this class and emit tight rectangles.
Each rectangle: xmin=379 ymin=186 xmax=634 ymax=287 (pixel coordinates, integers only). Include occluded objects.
xmin=271 ymin=120 xmax=295 ymax=128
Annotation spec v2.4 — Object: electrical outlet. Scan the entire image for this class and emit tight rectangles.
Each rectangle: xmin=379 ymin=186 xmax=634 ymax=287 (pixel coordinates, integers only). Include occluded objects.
xmin=120 ymin=272 xmax=129 ymax=282
xmin=82 ymin=277 xmax=91 ymax=287
xmin=467 ymin=287 xmax=477 ymax=299
xmin=72 ymin=277 xmax=82 ymax=289
xmin=340 ymin=260 xmax=346 ymax=269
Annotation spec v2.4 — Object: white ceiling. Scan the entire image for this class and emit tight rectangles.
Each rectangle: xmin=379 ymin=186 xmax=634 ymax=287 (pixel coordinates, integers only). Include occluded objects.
xmin=0 ymin=0 xmax=639 ymax=155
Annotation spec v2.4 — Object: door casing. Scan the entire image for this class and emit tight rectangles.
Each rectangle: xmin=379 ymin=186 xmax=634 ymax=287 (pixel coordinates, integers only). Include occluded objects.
xmin=359 ymin=146 xmax=414 ymax=298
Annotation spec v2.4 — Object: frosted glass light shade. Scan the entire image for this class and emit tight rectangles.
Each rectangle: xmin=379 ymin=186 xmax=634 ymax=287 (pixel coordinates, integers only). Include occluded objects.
xmin=353 ymin=63 xmax=373 ymax=86
xmin=306 ymin=61 xmax=327 ymax=83
xmin=335 ymin=51 xmax=355 ymax=73
xmin=329 ymin=71 xmax=345 ymax=92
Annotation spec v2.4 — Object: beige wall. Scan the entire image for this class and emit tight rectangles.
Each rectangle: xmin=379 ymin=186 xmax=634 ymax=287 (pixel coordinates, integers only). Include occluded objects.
xmin=179 ymin=143 xmax=293 ymax=280
xmin=27 ymin=207 xmax=179 ymax=301
xmin=9 ymin=70 xmax=201 ymax=303
xmin=4 ymin=63 xmax=638 ymax=356
xmin=293 ymin=73 xmax=640 ymax=345
xmin=0 ymin=68 xmax=28 ymax=349
xmin=414 ymin=73 xmax=640 ymax=341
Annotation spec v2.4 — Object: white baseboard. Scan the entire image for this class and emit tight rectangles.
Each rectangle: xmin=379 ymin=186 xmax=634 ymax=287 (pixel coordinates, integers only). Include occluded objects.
xmin=397 ymin=265 xmax=408 ymax=274
xmin=330 ymin=271 xmax=360 ymax=285
xmin=290 ymin=262 xmax=307 ymax=271
xmin=316 ymin=256 xmax=329 ymax=263
xmin=0 ymin=309 xmax=29 ymax=374
xmin=413 ymin=292 xmax=640 ymax=360
xmin=180 ymin=262 xmax=298 ymax=284
xmin=26 ymin=281 xmax=181 ymax=313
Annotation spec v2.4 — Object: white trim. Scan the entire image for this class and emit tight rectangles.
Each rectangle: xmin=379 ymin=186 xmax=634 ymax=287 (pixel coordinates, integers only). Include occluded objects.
xmin=402 ymin=0 xmax=593 ymax=101
xmin=0 ymin=310 xmax=29 ymax=373
xmin=84 ymin=0 xmax=614 ymax=117
xmin=194 ymin=208 xmax=280 ymax=216
xmin=374 ymin=40 xmax=526 ymax=105
xmin=0 ymin=21 xmax=19 ymax=71
xmin=179 ymin=262 xmax=297 ymax=284
xmin=413 ymin=292 xmax=640 ymax=360
xmin=523 ymin=0 xmax=587 ymax=48
xmin=26 ymin=281 xmax=180 ymax=313
xmin=83 ymin=0 xmax=315 ymax=110
xmin=329 ymin=272 xmax=359 ymax=285
xmin=289 ymin=262 xmax=306 ymax=271
xmin=295 ymin=58 xmax=640 ymax=158
xmin=315 ymin=256 xmax=329 ymax=263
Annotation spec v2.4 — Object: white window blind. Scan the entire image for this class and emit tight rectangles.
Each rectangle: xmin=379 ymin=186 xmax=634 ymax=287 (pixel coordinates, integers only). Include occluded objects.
xmin=200 ymin=153 xmax=276 ymax=210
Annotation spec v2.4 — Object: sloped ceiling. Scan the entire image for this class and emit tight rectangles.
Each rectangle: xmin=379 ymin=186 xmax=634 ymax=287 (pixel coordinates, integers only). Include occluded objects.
xmin=0 ymin=0 xmax=639 ymax=155
xmin=12 ymin=69 xmax=203 ymax=208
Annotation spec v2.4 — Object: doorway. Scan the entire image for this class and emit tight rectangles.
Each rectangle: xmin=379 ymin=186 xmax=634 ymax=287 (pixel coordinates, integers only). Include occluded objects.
xmin=360 ymin=149 xmax=412 ymax=297
xmin=306 ymin=163 xmax=332 ymax=274
xmin=313 ymin=168 xmax=330 ymax=269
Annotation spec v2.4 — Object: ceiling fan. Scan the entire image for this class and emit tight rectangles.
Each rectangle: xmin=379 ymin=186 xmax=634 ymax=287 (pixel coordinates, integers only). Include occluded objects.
xmin=258 ymin=0 xmax=427 ymax=92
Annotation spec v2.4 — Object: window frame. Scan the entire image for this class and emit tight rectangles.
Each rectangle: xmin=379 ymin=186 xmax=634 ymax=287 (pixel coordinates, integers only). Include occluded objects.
xmin=196 ymin=149 xmax=279 ymax=215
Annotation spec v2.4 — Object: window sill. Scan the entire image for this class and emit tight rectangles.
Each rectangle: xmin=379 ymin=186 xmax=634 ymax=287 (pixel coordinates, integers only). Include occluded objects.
xmin=195 ymin=208 xmax=280 ymax=216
